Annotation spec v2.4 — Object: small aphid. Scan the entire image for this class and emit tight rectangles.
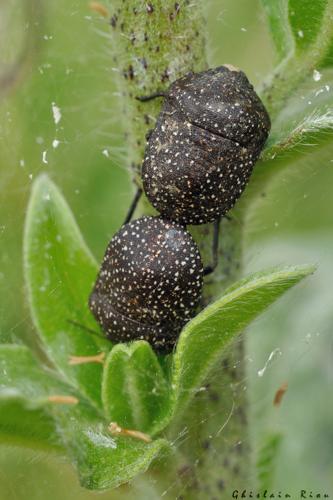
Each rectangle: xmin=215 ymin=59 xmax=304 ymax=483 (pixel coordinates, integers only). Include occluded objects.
xmin=47 ymin=395 xmax=79 ymax=405
xmin=108 ymin=422 xmax=152 ymax=443
xmin=273 ymin=381 xmax=288 ymax=407
xmin=89 ymin=216 xmax=203 ymax=353
xmin=140 ymin=65 xmax=270 ymax=225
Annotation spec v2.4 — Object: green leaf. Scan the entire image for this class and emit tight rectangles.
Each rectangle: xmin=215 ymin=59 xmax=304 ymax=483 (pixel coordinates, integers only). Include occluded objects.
xmin=102 ymin=341 xmax=170 ymax=435
xmin=288 ymin=0 xmax=328 ymax=55
xmin=257 ymin=433 xmax=283 ymax=491
xmin=171 ymin=265 xmax=315 ymax=414
xmin=261 ymin=0 xmax=294 ymax=63
xmin=0 ymin=397 xmax=63 ymax=452
xmin=249 ymin=68 xmax=333 ymax=212
xmin=51 ymin=397 xmax=170 ymax=491
xmin=262 ymin=68 xmax=333 ymax=161
xmin=0 ymin=344 xmax=76 ymax=451
xmin=65 ymin=419 xmax=170 ymax=491
xmin=0 ymin=344 xmax=169 ymax=489
xmin=262 ymin=0 xmax=333 ymax=120
xmin=287 ymin=0 xmax=333 ymax=69
xmin=262 ymin=0 xmax=333 ymax=66
xmin=24 ymin=175 xmax=111 ymax=408
xmin=0 ymin=344 xmax=78 ymax=405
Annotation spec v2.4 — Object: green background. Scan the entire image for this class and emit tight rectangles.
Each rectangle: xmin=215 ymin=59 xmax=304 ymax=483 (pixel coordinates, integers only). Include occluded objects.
xmin=0 ymin=0 xmax=332 ymax=497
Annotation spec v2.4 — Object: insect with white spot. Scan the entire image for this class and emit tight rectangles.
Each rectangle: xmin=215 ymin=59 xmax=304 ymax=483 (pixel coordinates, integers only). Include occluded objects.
xmin=137 ymin=65 xmax=270 ymax=225
xmin=87 ymin=66 xmax=270 ymax=352
xmin=89 ymin=216 xmax=203 ymax=353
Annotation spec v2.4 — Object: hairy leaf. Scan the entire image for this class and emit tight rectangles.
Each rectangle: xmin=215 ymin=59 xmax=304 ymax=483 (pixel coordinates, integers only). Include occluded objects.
xmin=171 ymin=266 xmax=315 ymax=414
xmin=102 ymin=341 xmax=170 ymax=435
xmin=0 ymin=344 xmax=78 ymax=404
xmin=262 ymin=68 xmax=333 ymax=161
xmin=53 ymin=401 xmax=170 ymax=491
xmin=261 ymin=0 xmax=294 ymax=63
xmin=0 ymin=344 xmax=76 ymax=451
xmin=0 ymin=344 xmax=169 ymax=489
xmin=287 ymin=0 xmax=333 ymax=69
xmin=0 ymin=396 xmax=62 ymax=451
xmin=74 ymin=427 xmax=169 ymax=491
xmin=261 ymin=0 xmax=333 ymax=125
xmin=257 ymin=3 xmax=333 ymax=196
xmin=262 ymin=0 xmax=333 ymax=67
xmin=24 ymin=175 xmax=111 ymax=408
xmin=254 ymin=71 xmax=333 ymax=209
xmin=288 ymin=0 xmax=328 ymax=54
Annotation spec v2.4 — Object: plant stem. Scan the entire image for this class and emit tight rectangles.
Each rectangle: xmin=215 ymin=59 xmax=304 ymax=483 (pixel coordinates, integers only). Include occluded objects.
xmin=106 ymin=0 xmax=206 ymax=184
xmin=107 ymin=1 xmax=250 ymax=496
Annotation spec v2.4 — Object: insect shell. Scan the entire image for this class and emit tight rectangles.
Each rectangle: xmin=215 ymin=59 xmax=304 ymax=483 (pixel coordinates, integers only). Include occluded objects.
xmin=89 ymin=216 xmax=203 ymax=354
xmin=142 ymin=65 xmax=271 ymax=225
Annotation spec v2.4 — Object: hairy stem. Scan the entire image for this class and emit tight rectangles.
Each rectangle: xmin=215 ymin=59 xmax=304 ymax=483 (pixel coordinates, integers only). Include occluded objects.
xmin=107 ymin=0 xmax=206 ymax=183
xmin=107 ymin=1 xmax=249 ymax=496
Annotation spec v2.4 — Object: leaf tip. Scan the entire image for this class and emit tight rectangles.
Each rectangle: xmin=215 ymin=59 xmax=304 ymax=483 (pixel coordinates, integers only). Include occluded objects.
xmin=290 ymin=263 xmax=317 ymax=279
xmin=26 ymin=174 xmax=58 ymax=218
xmin=31 ymin=172 xmax=53 ymax=192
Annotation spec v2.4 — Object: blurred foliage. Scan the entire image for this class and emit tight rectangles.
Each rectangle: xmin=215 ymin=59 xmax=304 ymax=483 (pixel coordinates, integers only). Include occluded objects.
xmin=0 ymin=0 xmax=332 ymax=498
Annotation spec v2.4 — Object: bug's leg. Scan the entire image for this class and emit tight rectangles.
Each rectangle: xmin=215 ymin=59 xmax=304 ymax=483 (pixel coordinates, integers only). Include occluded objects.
xmin=146 ymin=128 xmax=153 ymax=142
xmin=136 ymin=92 xmax=166 ymax=102
xmin=203 ymin=217 xmax=221 ymax=276
xmin=124 ymin=187 xmax=143 ymax=224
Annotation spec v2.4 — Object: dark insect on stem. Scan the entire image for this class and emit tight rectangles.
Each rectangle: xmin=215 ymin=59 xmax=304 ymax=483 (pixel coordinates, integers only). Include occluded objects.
xmin=89 ymin=216 xmax=203 ymax=354
xmin=87 ymin=65 xmax=270 ymax=353
xmin=140 ymin=65 xmax=270 ymax=225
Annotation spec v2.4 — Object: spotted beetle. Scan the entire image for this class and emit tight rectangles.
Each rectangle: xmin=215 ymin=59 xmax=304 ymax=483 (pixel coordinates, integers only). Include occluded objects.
xmin=137 ymin=65 xmax=270 ymax=225
xmin=89 ymin=216 xmax=203 ymax=353
xmin=88 ymin=65 xmax=270 ymax=353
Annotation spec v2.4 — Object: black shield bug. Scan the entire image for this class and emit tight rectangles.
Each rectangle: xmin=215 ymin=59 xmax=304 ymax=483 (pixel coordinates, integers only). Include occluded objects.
xmin=83 ymin=65 xmax=270 ymax=355
xmin=139 ymin=65 xmax=270 ymax=225
xmin=89 ymin=216 xmax=203 ymax=353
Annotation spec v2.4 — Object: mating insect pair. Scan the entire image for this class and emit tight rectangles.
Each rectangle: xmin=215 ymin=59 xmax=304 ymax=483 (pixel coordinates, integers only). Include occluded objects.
xmin=89 ymin=65 xmax=270 ymax=354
